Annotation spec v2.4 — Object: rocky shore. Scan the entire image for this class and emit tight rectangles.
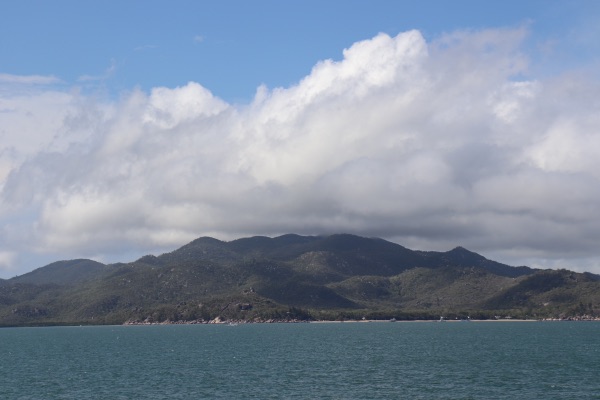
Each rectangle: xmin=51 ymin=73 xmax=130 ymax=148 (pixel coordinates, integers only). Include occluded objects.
xmin=540 ymin=315 xmax=600 ymax=321
xmin=123 ymin=316 xmax=310 ymax=325
xmin=123 ymin=315 xmax=600 ymax=325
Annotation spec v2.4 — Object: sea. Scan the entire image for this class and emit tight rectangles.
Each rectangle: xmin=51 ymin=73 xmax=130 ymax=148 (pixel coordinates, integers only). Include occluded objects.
xmin=0 ymin=321 xmax=598 ymax=399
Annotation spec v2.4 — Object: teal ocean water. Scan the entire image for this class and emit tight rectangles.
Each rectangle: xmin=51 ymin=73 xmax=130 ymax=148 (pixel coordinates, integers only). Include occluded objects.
xmin=1 ymin=321 xmax=599 ymax=399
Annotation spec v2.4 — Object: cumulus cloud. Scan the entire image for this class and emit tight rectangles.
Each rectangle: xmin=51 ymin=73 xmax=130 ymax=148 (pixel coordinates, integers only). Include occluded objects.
xmin=1 ymin=28 xmax=600 ymax=276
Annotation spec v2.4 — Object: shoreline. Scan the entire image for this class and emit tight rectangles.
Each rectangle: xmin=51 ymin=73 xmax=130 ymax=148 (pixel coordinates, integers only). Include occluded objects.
xmin=122 ymin=316 xmax=600 ymax=326
xmin=3 ymin=317 xmax=599 ymax=328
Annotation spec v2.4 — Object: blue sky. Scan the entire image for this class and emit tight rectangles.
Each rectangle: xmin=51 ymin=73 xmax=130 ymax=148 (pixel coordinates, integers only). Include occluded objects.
xmin=3 ymin=1 xmax=598 ymax=101
xmin=1 ymin=0 xmax=600 ymax=277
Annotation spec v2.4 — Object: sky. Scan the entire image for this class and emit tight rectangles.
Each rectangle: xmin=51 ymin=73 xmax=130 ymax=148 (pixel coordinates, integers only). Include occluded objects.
xmin=1 ymin=0 xmax=600 ymax=278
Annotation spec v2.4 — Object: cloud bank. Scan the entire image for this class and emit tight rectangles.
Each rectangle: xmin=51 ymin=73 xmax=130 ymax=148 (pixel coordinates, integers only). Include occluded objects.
xmin=1 ymin=28 xmax=600 ymax=275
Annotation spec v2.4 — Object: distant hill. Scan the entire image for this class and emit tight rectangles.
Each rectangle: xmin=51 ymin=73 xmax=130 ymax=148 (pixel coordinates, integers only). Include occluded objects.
xmin=1 ymin=234 xmax=599 ymax=326
xmin=11 ymin=259 xmax=112 ymax=285
xmin=417 ymin=247 xmax=534 ymax=278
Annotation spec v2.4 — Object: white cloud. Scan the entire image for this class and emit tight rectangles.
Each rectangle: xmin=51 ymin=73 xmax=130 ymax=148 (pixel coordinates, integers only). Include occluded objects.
xmin=143 ymin=82 xmax=229 ymax=128
xmin=0 ymin=251 xmax=16 ymax=273
xmin=2 ymin=28 xmax=600 ymax=276
xmin=0 ymin=73 xmax=61 ymax=85
xmin=134 ymin=44 xmax=157 ymax=52
xmin=0 ymin=91 xmax=77 ymax=186
xmin=77 ymin=59 xmax=117 ymax=82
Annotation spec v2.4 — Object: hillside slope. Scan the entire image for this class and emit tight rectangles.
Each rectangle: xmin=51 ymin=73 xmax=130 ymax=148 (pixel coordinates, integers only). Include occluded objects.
xmin=1 ymin=234 xmax=598 ymax=326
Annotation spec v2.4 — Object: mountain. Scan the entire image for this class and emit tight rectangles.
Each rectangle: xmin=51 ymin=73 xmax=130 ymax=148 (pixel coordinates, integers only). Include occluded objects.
xmin=11 ymin=259 xmax=112 ymax=285
xmin=1 ymin=234 xmax=598 ymax=326
xmin=418 ymin=246 xmax=533 ymax=278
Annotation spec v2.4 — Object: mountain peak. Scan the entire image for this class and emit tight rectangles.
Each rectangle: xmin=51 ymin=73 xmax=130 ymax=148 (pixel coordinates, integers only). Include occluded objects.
xmin=11 ymin=259 xmax=108 ymax=285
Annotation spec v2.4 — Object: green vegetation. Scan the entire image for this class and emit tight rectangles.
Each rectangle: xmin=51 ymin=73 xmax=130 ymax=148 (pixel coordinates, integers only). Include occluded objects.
xmin=1 ymin=234 xmax=599 ymax=326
